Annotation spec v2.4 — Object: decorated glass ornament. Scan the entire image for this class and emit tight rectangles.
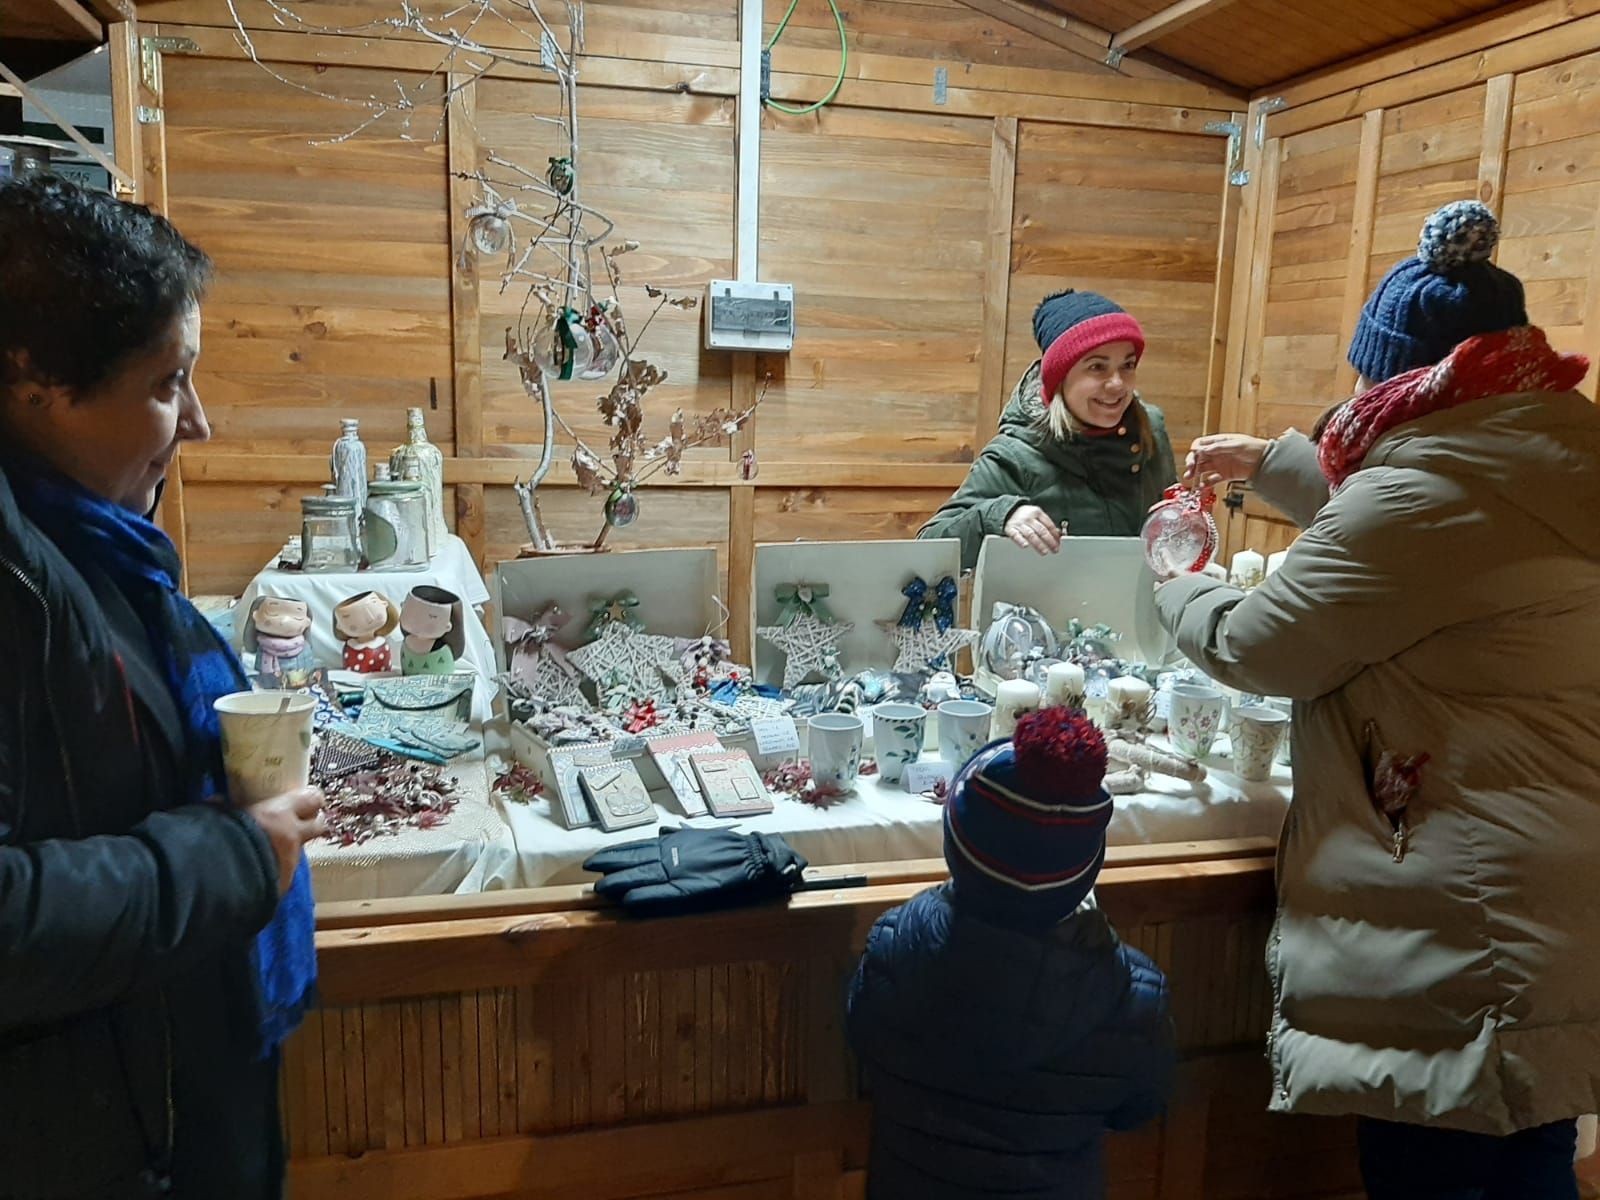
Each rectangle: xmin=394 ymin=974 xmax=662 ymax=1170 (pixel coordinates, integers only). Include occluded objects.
xmin=529 ymin=307 xmax=594 ymax=382
xmin=547 ymin=156 xmax=574 ymax=196
xmin=605 ymin=485 xmax=639 ymax=528
xmin=740 ymin=449 xmax=758 ymax=480
xmin=979 ymin=602 xmax=1058 ymax=683
xmin=1141 ymin=484 xmax=1219 ymax=578
xmin=576 ymin=309 xmax=622 ymax=380
xmin=465 ymin=198 xmax=516 ymax=257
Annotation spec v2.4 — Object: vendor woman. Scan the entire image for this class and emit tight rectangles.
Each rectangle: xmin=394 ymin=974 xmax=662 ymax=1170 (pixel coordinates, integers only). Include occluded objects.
xmin=919 ymin=289 xmax=1177 ymax=569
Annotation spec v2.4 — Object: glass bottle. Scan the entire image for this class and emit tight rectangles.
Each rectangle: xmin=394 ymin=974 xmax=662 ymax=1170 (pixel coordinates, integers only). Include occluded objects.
xmin=300 ymin=495 xmax=361 ymax=572
xmin=390 ymin=407 xmax=446 ymax=555
xmin=330 ymin=418 xmax=368 ymax=514
xmin=363 ymin=478 xmax=429 ymax=571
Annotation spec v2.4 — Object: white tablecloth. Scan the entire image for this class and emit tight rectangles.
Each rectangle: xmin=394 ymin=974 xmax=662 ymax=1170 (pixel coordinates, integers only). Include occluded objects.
xmin=237 ymin=533 xmax=497 ymax=718
xmin=305 ymin=753 xmax=521 ymax=901
xmin=497 ymin=733 xmax=1290 ymax=887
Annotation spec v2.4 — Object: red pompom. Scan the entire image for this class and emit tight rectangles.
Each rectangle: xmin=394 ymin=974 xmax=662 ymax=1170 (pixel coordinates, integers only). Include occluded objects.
xmin=1011 ymin=706 xmax=1108 ymax=796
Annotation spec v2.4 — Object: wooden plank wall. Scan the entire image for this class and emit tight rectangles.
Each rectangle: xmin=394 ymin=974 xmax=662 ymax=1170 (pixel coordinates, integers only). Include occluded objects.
xmin=136 ymin=0 xmax=1238 ymax=617
xmin=274 ymin=849 xmax=1366 ymax=1200
xmin=1217 ymin=7 xmax=1600 ymax=559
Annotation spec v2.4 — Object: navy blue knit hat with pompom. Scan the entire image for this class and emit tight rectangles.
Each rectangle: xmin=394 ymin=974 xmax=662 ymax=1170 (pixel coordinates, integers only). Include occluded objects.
xmin=1032 ymin=288 xmax=1125 ymax=354
xmin=943 ymin=707 xmax=1112 ymax=930
xmin=1348 ymin=200 xmax=1527 ymax=383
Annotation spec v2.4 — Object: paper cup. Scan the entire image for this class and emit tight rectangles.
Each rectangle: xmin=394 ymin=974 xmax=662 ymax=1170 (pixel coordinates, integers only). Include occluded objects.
xmin=937 ymin=699 xmax=993 ymax=769
xmin=214 ymin=690 xmax=316 ymax=804
xmin=809 ymin=713 xmax=864 ymax=794
xmin=872 ymin=703 xmax=926 ymax=784
xmin=1229 ymin=704 xmax=1289 ymax=782
xmin=1168 ymin=683 xmax=1225 ymax=760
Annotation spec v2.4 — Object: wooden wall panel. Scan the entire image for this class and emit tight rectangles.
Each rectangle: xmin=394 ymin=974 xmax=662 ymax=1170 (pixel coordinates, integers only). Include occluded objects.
xmin=752 ymin=486 xmax=952 ymax=543
xmin=164 ymin=57 xmax=453 ymax=457
xmin=1006 ymin=122 xmax=1227 ymax=449
xmin=473 ymin=79 xmax=735 ymax=459
xmin=1253 ymin=119 xmax=1362 ymax=439
xmin=758 ymin=106 xmax=992 ymax=463
xmin=1503 ymin=49 xmax=1600 ymax=378
xmin=182 ymin=482 xmax=299 ymax=595
xmin=1365 ymin=85 xmax=1487 ymax=294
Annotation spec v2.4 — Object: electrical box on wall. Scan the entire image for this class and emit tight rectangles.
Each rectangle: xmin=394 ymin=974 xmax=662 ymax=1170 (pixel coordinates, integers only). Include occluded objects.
xmin=704 ymin=280 xmax=795 ymax=352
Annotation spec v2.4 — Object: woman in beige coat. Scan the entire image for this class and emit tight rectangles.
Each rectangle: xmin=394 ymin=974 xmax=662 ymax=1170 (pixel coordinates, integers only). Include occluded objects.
xmin=1160 ymin=200 xmax=1600 ymax=1199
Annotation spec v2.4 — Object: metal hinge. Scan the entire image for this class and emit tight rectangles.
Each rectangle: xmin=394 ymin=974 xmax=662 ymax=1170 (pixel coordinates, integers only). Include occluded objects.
xmin=136 ymin=105 xmax=162 ymax=125
xmin=1205 ymin=119 xmax=1247 ymax=186
xmin=1255 ymin=96 xmax=1287 ymax=149
xmin=1104 ymin=45 xmax=1125 ymax=69
xmin=140 ymin=35 xmax=200 ymax=95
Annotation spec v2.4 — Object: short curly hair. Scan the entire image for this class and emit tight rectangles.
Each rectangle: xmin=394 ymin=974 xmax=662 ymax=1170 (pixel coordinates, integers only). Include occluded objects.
xmin=0 ymin=176 xmax=212 ymax=395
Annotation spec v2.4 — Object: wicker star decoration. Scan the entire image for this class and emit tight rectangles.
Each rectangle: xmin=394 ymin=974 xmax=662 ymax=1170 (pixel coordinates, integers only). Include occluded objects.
xmin=757 ymin=613 xmax=853 ymax=690
xmin=878 ymin=616 xmax=978 ymax=675
xmin=570 ymin=622 xmax=680 ymax=702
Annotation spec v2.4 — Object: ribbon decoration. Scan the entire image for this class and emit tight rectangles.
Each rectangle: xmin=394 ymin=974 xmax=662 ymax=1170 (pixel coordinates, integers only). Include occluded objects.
xmin=775 ymin=582 xmax=838 ymax=626
xmin=582 ymin=590 xmax=644 ymax=642
xmin=898 ymin=575 xmax=958 ymax=632
xmin=503 ymin=602 xmax=576 ymax=674
xmin=556 ymin=306 xmax=581 ymax=381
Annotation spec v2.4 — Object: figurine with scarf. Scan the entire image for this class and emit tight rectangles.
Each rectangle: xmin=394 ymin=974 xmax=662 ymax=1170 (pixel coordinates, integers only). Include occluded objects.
xmin=245 ymin=596 xmax=318 ymax=685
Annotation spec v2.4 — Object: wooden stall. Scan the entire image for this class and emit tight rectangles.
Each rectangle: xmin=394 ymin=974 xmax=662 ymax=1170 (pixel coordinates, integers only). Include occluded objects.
xmin=14 ymin=0 xmax=1600 ymax=1194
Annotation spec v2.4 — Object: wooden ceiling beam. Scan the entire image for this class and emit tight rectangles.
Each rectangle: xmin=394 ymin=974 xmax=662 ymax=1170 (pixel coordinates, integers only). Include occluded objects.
xmin=952 ymin=0 xmax=1245 ymax=95
xmin=1111 ymin=0 xmax=1246 ymax=53
xmin=79 ymin=0 xmax=135 ymax=23
xmin=6 ymin=0 xmax=103 ymax=42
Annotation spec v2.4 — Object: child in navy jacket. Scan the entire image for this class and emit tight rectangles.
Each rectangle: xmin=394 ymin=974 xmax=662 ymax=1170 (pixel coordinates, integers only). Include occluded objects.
xmin=847 ymin=708 xmax=1176 ymax=1200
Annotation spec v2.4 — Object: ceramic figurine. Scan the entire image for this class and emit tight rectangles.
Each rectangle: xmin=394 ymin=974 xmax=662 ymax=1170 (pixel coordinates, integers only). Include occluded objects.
xmin=390 ymin=407 xmax=447 ymax=554
xmin=243 ymin=596 xmax=317 ymax=685
xmin=333 ymin=590 xmax=400 ymax=673
xmin=400 ymin=585 xmax=465 ymax=676
xmin=330 ymin=417 xmax=368 ymax=514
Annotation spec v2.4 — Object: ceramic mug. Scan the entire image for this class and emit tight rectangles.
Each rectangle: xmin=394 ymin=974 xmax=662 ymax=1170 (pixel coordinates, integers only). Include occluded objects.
xmin=937 ymin=699 xmax=993 ymax=769
xmin=872 ymin=703 xmax=926 ymax=785
xmin=809 ymin=713 xmax=864 ymax=794
xmin=1266 ymin=697 xmax=1293 ymax=765
xmin=1229 ymin=704 xmax=1289 ymax=782
xmin=1168 ymin=683 xmax=1226 ymax=759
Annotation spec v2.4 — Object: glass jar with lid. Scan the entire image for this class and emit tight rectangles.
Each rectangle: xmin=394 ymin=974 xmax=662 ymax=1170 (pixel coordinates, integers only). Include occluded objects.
xmin=300 ymin=494 xmax=362 ymax=572
xmin=363 ymin=479 xmax=430 ymax=571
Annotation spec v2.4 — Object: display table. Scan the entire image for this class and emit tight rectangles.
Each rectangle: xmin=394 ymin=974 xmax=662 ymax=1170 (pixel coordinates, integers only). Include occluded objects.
xmin=497 ymin=733 xmax=1290 ymax=887
xmin=304 ymin=752 xmax=522 ymax=901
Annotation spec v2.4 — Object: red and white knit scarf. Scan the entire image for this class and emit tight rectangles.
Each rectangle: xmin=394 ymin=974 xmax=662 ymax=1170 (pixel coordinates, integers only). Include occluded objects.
xmin=1318 ymin=325 xmax=1589 ymax=489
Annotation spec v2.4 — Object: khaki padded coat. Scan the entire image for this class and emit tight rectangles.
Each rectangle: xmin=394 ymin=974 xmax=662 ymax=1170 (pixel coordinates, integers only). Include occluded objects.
xmin=1155 ymin=391 xmax=1600 ymax=1134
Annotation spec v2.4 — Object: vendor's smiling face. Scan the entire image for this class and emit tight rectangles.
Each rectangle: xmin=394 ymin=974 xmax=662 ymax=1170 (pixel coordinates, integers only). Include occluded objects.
xmin=1061 ymin=340 xmax=1139 ymax=429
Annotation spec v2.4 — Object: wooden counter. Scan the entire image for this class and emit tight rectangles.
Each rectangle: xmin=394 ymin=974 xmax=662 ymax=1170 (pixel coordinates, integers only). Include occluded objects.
xmin=286 ymin=837 xmax=1362 ymax=1199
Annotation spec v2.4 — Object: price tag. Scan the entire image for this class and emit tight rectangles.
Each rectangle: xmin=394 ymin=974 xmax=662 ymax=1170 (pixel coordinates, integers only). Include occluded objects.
xmin=1085 ymin=673 xmax=1111 ymax=701
xmin=903 ymin=759 xmax=954 ymax=795
xmin=748 ymin=716 xmax=800 ymax=757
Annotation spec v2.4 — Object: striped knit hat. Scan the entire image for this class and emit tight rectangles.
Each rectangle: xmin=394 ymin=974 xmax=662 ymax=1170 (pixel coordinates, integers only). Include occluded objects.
xmin=943 ymin=707 xmax=1112 ymax=929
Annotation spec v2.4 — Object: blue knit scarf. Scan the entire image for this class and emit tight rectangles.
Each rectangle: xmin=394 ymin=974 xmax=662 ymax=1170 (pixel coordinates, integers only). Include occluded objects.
xmin=8 ymin=462 xmax=316 ymax=1058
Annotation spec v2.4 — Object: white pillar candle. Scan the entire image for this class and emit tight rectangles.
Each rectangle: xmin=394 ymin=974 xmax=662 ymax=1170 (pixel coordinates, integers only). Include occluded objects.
xmin=1107 ymin=676 xmax=1153 ymax=710
xmin=1044 ymin=662 xmax=1085 ymax=708
xmin=990 ymin=679 xmax=1042 ymax=741
xmin=1230 ymin=549 xmax=1265 ymax=589
xmin=1267 ymin=549 xmax=1290 ymax=576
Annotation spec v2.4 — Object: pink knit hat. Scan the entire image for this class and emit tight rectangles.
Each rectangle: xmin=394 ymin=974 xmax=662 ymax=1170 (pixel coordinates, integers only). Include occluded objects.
xmin=1040 ymin=312 xmax=1146 ymax=406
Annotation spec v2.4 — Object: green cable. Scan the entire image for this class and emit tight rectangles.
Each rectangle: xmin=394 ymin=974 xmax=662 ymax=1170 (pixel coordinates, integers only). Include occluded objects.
xmin=764 ymin=0 xmax=848 ymax=117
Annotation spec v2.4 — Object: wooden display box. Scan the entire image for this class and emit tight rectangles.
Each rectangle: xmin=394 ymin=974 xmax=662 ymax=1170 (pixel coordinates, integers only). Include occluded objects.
xmin=751 ymin=538 xmax=964 ymax=689
xmin=971 ymin=535 xmax=1176 ymax=697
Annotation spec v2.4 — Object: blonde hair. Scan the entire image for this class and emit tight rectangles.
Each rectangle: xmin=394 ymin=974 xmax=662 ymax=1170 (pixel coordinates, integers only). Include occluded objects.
xmin=1041 ymin=389 xmax=1151 ymax=448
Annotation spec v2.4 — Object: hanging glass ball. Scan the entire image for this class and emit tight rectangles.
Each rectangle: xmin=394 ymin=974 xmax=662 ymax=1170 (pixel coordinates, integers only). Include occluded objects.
xmin=577 ymin=320 xmax=622 ymax=380
xmin=605 ymin=486 xmax=639 ymax=528
xmin=547 ymin=156 xmax=574 ymax=196
xmin=528 ymin=309 xmax=593 ymax=381
xmin=979 ymin=602 xmax=1057 ymax=681
xmin=1141 ymin=490 xmax=1219 ymax=577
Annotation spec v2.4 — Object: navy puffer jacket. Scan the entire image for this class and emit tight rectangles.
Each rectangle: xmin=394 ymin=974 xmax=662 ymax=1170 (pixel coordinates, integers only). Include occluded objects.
xmin=846 ymin=884 xmax=1175 ymax=1200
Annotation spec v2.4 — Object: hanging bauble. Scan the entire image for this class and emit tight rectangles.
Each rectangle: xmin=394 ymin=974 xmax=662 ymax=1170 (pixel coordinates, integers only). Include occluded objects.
xmin=979 ymin=602 xmax=1057 ymax=682
xmin=466 ymin=199 xmax=515 ymax=256
xmin=605 ymin=485 xmax=639 ymax=528
xmin=1141 ymin=484 xmax=1219 ymax=578
xmin=739 ymin=449 xmax=758 ymax=481
xmin=577 ymin=318 xmax=622 ymax=380
xmin=602 ymin=297 xmax=628 ymax=347
xmin=547 ymin=156 xmax=574 ymax=196
xmin=528 ymin=307 xmax=593 ymax=381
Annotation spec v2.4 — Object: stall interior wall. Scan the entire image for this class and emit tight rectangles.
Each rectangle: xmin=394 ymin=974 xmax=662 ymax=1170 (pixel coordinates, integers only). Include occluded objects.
xmin=126 ymin=0 xmax=1237 ymax=651
xmin=1218 ymin=0 xmax=1600 ymax=558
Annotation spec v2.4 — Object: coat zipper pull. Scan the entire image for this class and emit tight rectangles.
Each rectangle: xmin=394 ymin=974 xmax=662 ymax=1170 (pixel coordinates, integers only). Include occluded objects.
xmin=1391 ymin=818 xmax=1408 ymax=863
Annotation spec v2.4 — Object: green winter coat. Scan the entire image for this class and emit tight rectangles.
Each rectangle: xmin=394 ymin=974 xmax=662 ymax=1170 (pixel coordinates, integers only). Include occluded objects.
xmin=1156 ymin=394 xmax=1600 ymax=1135
xmin=919 ymin=361 xmax=1178 ymax=568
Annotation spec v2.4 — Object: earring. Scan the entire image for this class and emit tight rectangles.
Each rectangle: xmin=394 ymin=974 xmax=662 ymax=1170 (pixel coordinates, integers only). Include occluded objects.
xmin=27 ymin=394 xmax=44 ymax=406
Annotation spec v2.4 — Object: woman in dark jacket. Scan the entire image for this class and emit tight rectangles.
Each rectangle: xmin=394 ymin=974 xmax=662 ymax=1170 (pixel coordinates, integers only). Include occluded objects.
xmin=0 ymin=177 xmax=324 ymax=1198
xmin=919 ymin=290 xmax=1178 ymax=570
